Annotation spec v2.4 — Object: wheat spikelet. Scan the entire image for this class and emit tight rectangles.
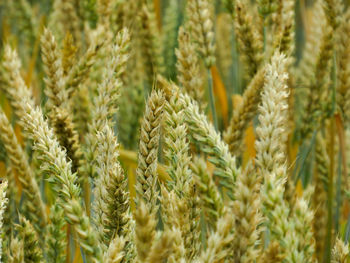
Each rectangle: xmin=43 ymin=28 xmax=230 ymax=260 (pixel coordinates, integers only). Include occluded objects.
xmin=257 ymin=0 xmax=278 ymax=17
xmin=146 ymin=229 xmax=175 ymax=263
xmin=215 ymin=14 xmax=233 ymax=80
xmin=167 ymin=227 xmax=186 ymax=263
xmin=160 ymin=187 xmax=187 ymax=262
xmin=135 ymin=89 xmax=165 ymax=210
xmin=138 ymin=3 xmax=164 ymax=79
xmin=163 ymin=92 xmax=191 ymax=196
xmin=118 ymin=81 xmax=145 ymax=150
xmin=197 ymin=208 xmax=235 ymax=263
xmin=1 ymin=45 xmax=35 ymax=121
xmin=255 ymin=52 xmax=289 ymax=177
xmin=296 ymin=0 xmax=325 ymax=88
xmin=41 ymin=27 xmax=68 ymax=112
xmin=292 ymin=196 xmax=315 ymax=262
xmin=331 ymin=238 xmax=349 ymax=263
xmin=175 ymin=27 xmax=205 ymax=110
xmin=336 ymin=9 xmax=350 ymax=125
xmin=134 ymin=201 xmax=157 ymax=262
xmin=103 ymin=236 xmax=126 ymax=263
xmin=0 ymin=110 xmax=46 ymax=230
xmin=48 ymin=0 xmax=81 ymax=47
xmin=93 ymin=124 xmax=130 ymax=248
xmin=21 ymin=103 xmax=102 ymax=261
xmin=46 ymin=204 xmax=66 ymax=263
xmin=65 ymin=35 xmax=103 ymax=97
xmin=16 ymin=215 xmax=43 ymax=263
xmin=186 ymin=0 xmax=216 ymax=67
xmin=72 ymin=85 xmax=92 ymax=139
xmin=2 ymin=167 xmax=15 ymax=262
xmin=191 ymin=156 xmax=223 ymax=229
xmin=234 ymin=0 xmax=263 ymax=79
xmin=163 ymin=91 xmax=201 ymax=259
xmin=223 ymin=68 xmax=265 ymax=155
xmin=232 ymin=163 xmax=263 ymax=262
xmin=162 ymin=0 xmax=180 ymax=79
xmin=256 ymin=52 xmax=293 ymax=260
xmin=274 ymin=0 xmax=295 ymax=57
xmin=7 ymin=237 xmax=24 ymax=263
xmin=301 ymin=0 xmax=340 ymax=137
xmin=62 ymin=32 xmax=77 ymax=77
xmin=84 ymin=28 xmax=130 ymax=179
xmin=97 ymin=0 xmax=113 ymax=26
xmin=41 ymin=28 xmax=82 ymax=174
xmin=259 ymin=241 xmax=285 ymax=262
xmin=9 ymin=0 xmax=38 ymax=46
xmin=180 ymin=92 xmax=238 ymax=199
xmin=323 ymin=0 xmax=342 ymax=30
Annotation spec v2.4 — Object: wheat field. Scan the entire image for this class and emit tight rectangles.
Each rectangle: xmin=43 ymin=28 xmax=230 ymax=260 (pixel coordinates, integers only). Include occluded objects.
xmin=0 ymin=0 xmax=349 ymax=262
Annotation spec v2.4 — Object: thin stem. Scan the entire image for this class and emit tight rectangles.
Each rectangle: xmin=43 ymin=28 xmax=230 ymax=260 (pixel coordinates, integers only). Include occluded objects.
xmin=207 ymin=68 xmax=218 ymax=131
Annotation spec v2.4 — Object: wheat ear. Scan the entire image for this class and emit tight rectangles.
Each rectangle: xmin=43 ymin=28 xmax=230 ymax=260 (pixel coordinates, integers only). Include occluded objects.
xmin=223 ymin=68 xmax=265 ymax=155
xmin=16 ymin=215 xmax=43 ymax=263
xmin=191 ymin=156 xmax=223 ymax=229
xmin=186 ymin=0 xmax=216 ymax=67
xmin=135 ymin=89 xmax=165 ymax=210
xmin=41 ymin=28 xmax=82 ymax=174
xmin=21 ymin=103 xmax=102 ymax=261
xmin=84 ymin=28 xmax=130 ymax=180
xmin=46 ymin=204 xmax=66 ymax=263
xmin=256 ymin=52 xmax=293 ymax=261
xmin=232 ymin=162 xmax=263 ymax=262
xmin=93 ymin=124 xmax=130 ymax=248
xmin=180 ymin=92 xmax=238 ymax=199
xmin=331 ymin=238 xmax=349 ymax=263
xmin=197 ymin=208 xmax=235 ymax=263
xmin=0 ymin=110 xmax=46 ymax=230
xmin=103 ymin=236 xmax=126 ymax=263
xmin=134 ymin=200 xmax=157 ymax=262
xmin=175 ymin=27 xmax=205 ymax=110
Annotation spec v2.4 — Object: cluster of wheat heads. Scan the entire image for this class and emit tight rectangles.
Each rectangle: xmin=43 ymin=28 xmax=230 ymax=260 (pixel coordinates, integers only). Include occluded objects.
xmin=0 ymin=0 xmax=350 ymax=262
